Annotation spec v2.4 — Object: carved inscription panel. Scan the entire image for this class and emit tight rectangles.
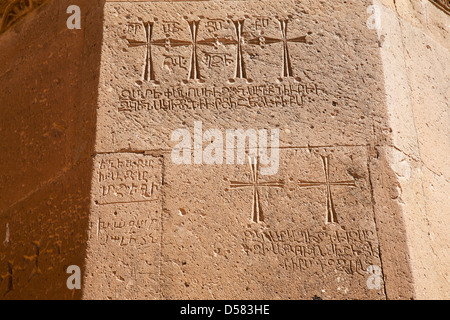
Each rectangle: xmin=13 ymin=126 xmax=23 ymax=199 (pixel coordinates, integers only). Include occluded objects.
xmin=84 ymin=154 xmax=163 ymax=299
xmin=162 ymin=147 xmax=385 ymax=299
xmin=97 ymin=0 xmax=384 ymax=151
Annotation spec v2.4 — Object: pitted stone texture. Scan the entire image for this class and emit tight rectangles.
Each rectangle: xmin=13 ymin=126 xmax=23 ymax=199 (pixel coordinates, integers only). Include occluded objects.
xmin=85 ymin=0 xmax=394 ymax=300
xmin=83 ymin=154 xmax=163 ymax=300
xmin=161 ymin=147 xmax=384 ymax=300
xmin=96 ymin=0 xmax=387 ymax=153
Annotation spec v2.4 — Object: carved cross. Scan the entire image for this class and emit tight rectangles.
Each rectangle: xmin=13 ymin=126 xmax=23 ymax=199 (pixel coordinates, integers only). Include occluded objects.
xmin=126 ymin=22 xmax=156 ymax=81
xmin=187 ymin=20 xmax=201 ymax=80
xmin=24 ymin=242 xmax=41 ymax=280
xmin=169 ymin=20 xmax=235 ymax=80
xmin=126 ymin=18 xmax=310 ymax=82
xmin=228 ymin=157 xmax=284 ymax=223
xmin=298 ymin=155 xmax=356 ymax=224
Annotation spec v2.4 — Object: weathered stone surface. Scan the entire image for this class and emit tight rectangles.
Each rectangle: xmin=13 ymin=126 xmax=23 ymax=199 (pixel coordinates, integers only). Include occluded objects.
xmin=0 ymin=0 xmax=50 ymax=34
xmin=375 ymin=0 xmax=450 ymax=299
xmin=429 ymin=0 xmax=450 ymax=15
xmin=84 ymin=0 xmax=392 ymax=300
xmin=83 ymin=154 xmax=163 ymax=299
xmin=161 ymin=146 xmax=384 ymax=299
xmin=0 ymin=0 xmax=104 ymax=299
xmin=95 ymin=0 xmax=387 ymax=152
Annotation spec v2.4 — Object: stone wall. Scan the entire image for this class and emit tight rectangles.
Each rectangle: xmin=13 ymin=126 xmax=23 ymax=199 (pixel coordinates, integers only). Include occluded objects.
xmin=0 ymin=0 xmax=104 ymax=299
xmin=0 ymin=0 xmax=448 ymax=300
xmin=376 ymin=0 xmax=450 ymax=300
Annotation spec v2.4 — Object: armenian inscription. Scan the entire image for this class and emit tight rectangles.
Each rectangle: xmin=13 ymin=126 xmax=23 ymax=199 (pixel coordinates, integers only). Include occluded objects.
xmin=94 ymin=154 xmax=161 ymax=206
xmin=85 ymin=154 xmax=163 ymax=299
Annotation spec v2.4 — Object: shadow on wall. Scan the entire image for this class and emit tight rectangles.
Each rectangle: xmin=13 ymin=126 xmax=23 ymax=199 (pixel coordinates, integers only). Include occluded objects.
xmin=0 ymin=0 xmax=105 ymax=299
